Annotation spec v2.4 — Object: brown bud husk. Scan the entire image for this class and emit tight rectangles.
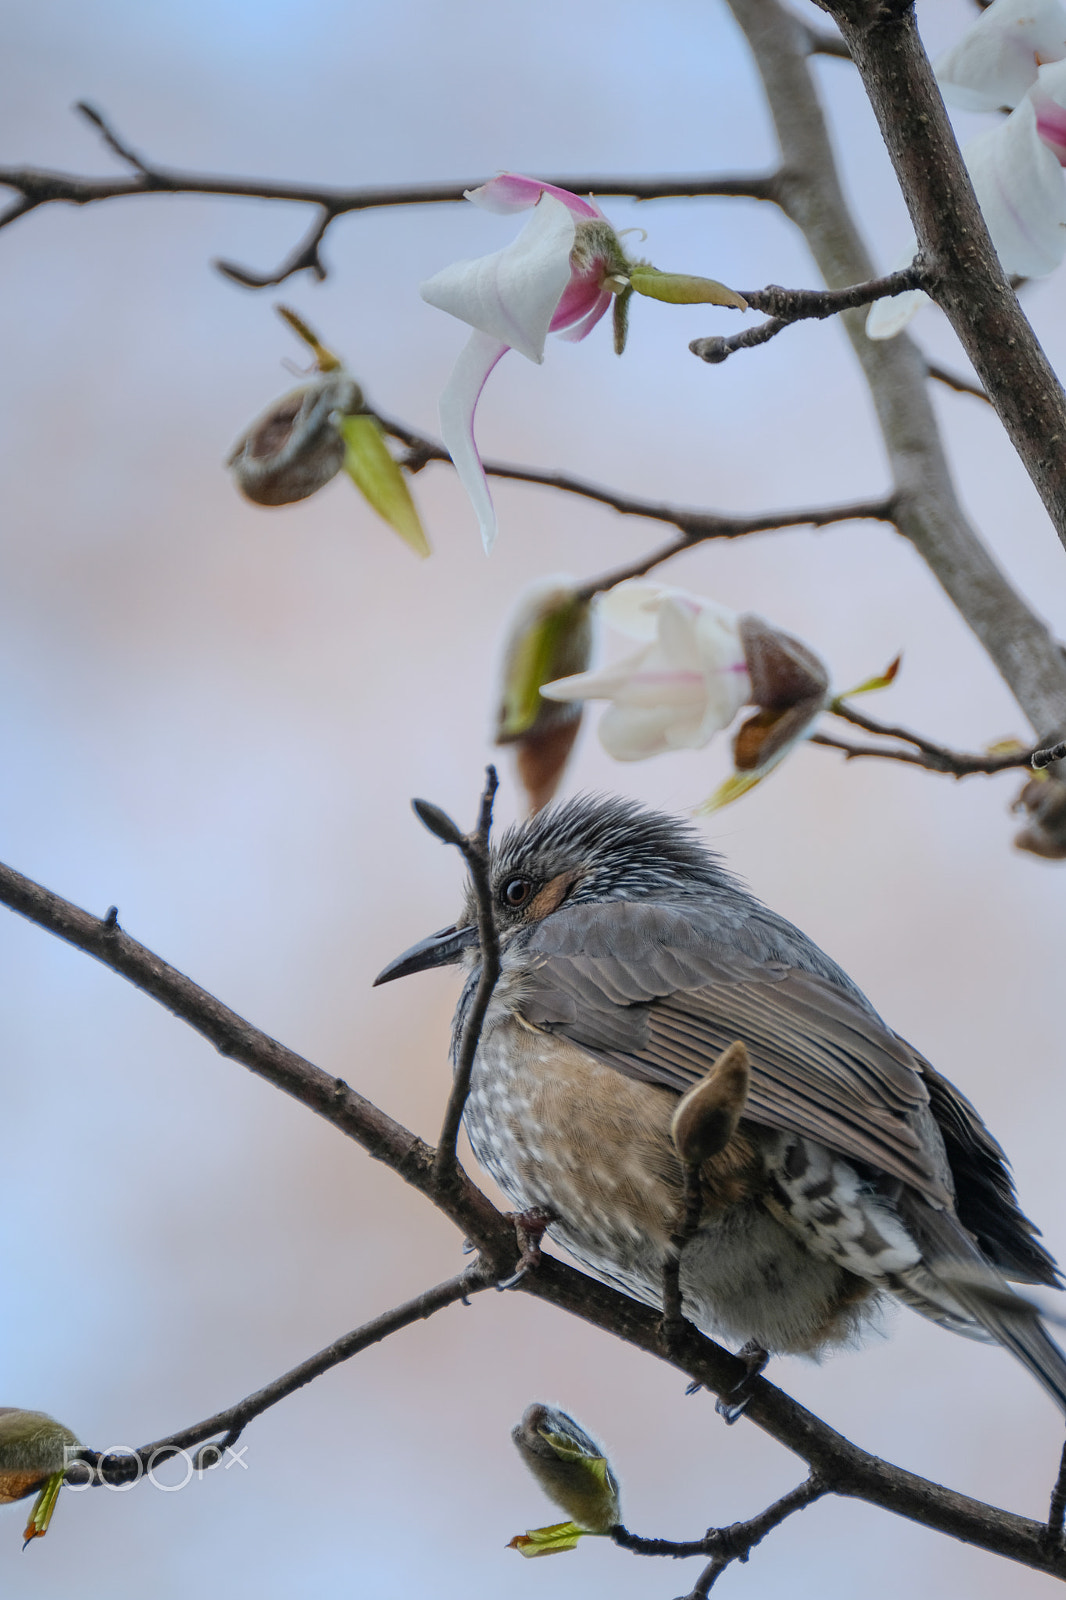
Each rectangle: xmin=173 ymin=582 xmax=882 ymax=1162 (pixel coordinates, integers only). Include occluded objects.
xmin=0 ymin=1410 xmax=79 ymax=1504
xmin=1013 ymin=776 xmax=1066 ymax=860
xmin=495 ymin=579 xmax=592 ymax=815
xmin=732 ymin=614 xmax=829 ymax=772
xmin=670 ymin=1041 xmax=750 ymax=1166
xmin=511 ymin=1404 xmax=620 ymax=1534
xmin=228 ymin=371 xmax=363 ymax=506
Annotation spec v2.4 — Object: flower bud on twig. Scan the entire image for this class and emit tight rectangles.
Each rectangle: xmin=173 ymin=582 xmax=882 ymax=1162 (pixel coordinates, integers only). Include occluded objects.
xmin=495 ymin=579 xmax=592 ymax=814
xmin=508 ymin=1402 xmax=620 ymax=1556
xmin=0 ymin=1408 xmax=81 ymax=1546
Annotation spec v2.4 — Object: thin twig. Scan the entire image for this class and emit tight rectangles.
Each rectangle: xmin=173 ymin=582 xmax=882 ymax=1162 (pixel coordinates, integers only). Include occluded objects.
xmin=377 ymin=410 xmax=898 ymax=571
xmin=0 ymin=104 xmax=782 ymax=284
xmin=821 ymin=701 xmax=1043 ymax=776
xmin=1048 ymin=1439 xmax=1066 ymax=1545
xmin=661 ymin=1162 xmax=703 ymax=1342
xmin=216 ymin=205 xmax=335 ymax=288
xmin=71 ymin=1267 xmax=488 ymax=1487
xmin=927 ymin=360 xmax=990 ymax=403
xmin=691 ymin=266 xmax=926 ymax=363
xmin=810 ymin=733 xmax=1037 ymax=778
xmin=611 ymin=1474 xmax=827 ymax=1586
xmin=416 ymin=767 xmax=501 ymax=1189
xmin=1033 ymin=739 xmax=1066 ymax=771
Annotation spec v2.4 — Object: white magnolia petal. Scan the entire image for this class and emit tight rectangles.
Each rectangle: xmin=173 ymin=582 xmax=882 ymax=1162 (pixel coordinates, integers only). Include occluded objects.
xmin=438 ymin=330 xmax=509 ymax=553
xmin=598 ymin=703 xmax=705 ymax=761
xmin=864 ymin=240 xmax=927 ymax=340
xmin=420 ymin=195 xmax=577 ymax=363
xmin=936 ymin=0 xmax=1066 ymax=111
xmin=598 ymin=581 xmax=669 ymax=641
xmin=865 ymin=286 xmax=930 ymax=340
xmin=540 ymin=653 xmax=651 ymax=703
xmin=655 ymin=597 xmax=706 ymax=669
xmin=966 ymin=98 xmax=1066 ymax=274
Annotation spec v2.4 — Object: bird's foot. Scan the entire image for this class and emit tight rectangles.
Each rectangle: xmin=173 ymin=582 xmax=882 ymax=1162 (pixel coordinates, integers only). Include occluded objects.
xmin=715 ymin=1341 xmax=769 ymax=1425
xmin=496 ymin=1207 xmax=556 ymax=1290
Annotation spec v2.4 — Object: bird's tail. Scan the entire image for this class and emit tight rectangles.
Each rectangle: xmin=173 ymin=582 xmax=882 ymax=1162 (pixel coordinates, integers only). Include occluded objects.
xmin=902 ymin=1201 xmax=1066 ymax=1416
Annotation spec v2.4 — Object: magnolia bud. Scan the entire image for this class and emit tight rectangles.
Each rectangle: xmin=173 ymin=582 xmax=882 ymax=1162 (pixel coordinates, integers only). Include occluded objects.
xmin=228 ymin=371 xmax=363 ymax=506
xmin=0 ymin=1409 xmax=81 ymax=1546
xmin=495 ymin=579 xmax=592 ymax=814
xmin=1013 ymin=777 xmax=1066 ymax=860
xmin=0 ymin=1410 xmax=79 ymax=1503
xmin=511 ymin=1404 xmax=620 ymax=1534
xmin=732 ymin=614 xmax=829 ymax=772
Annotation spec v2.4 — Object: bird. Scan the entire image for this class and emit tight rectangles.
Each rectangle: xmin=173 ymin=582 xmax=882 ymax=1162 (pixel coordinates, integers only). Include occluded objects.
xmin=374 ymin=793 xmax=1066 ymax=1413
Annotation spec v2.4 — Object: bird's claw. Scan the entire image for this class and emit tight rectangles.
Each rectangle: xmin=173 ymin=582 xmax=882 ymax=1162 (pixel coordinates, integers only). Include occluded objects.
xmin=496 ymin=1207 xmax=555 ymax=1290
xmin=715 ymin=1341 xmax=768 ymax=1425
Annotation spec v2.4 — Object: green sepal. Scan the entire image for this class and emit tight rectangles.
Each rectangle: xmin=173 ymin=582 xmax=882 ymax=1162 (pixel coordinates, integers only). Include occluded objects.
xmin=275 ymin=304 xmax=342 ymax=372
xmin=508 ymin=1520 xmax=588 ymax=1557
xmin=22 ymin=1471 xmax=64 ymax=1549
xmin=337 ymin=414 xmax=431 ymax=558
xmin=629 ymin=266 xmax=747 ymax=311
xmin=612 ymin=286 xmax=633 ymax=356
xmin=830 ymin=653 xmax=901 ymax=710
xmin=498 ymin=597 xmax=589 ymax=739
xmin=696 ymin=770 xmax=764 ymax=816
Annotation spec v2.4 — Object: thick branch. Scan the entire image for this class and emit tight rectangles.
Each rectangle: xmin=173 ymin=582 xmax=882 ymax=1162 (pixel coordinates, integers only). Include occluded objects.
xmin=4 ymin=857 xmax=1066 ymax=1579
xmin=821 ymin=3 xmax=1066 ymax=554
xmin=724 ymin=0 xmax=1066 ymax=743
xmin=72 ymin=1268 xmax=488 ymax=1486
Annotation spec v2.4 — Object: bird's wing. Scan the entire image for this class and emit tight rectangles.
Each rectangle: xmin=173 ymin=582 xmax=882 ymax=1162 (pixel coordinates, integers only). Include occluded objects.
xmin=519 ymin=899 xmax=952 ymax=1204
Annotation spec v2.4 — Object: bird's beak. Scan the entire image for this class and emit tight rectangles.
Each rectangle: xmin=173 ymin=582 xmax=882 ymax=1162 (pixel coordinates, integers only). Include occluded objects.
xmin=372 ymin=923 xmax=479 ymax=986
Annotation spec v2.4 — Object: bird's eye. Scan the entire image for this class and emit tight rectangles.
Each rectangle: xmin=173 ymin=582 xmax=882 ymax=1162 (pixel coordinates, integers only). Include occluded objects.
xmin=502 ymin=877 xmax=534 ymax=908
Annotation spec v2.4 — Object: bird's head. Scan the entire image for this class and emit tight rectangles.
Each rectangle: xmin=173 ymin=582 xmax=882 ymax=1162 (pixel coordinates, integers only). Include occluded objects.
xmin=373 ymin=793 xmax=736 ymax=986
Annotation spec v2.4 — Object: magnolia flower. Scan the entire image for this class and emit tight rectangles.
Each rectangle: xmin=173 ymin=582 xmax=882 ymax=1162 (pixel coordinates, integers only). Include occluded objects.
xmin=541 ymin=581 xmax=829 ymax=808
xmin=541 ymin=581 xmax=751 ymax=760
xmin=421 ymin=175 xmax=745 ymax=550
xmin=868 ymin=1 xmax=1066 ymax=338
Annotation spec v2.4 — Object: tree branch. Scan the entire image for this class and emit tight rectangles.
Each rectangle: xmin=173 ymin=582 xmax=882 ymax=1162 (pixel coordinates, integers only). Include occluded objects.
xmin=811 ymin=702 xmax=1045 ymax=777
xmin=71 ymin=1267 xmax=489 ymax=1486
xmin=724 ymin=0 xmax=1066 ymax=746
xmin=820 ymin=2 xmax=1066 ymax=555
xmin=4 ymin=851 xmax=1066 ymax=1579
xmin=612 ymin=1474 xmax=827 ymax=1595
xmin=691 ymin=266 xmax=927 ymax=363
xmin=379 ymin=410 xmax=897 ymax=569
xmin=0 ymin=104 xmax=782 ymax=286
xmin=412 ymin=768 xmax=501 ymax=1190
xmin=926 ymin=360 xmax=990 ymax=403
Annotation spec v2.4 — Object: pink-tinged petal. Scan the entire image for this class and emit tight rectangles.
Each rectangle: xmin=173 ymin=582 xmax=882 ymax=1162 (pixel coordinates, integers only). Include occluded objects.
xmin=550 ymin=267 xmax=609 ymax=332
xmin=1034 ymin=58 xmax=1066 ymax=159
xmin=554 ymin=288 xmax=613 ymax=343
xmin=936 ymin=0 xmax=1066 ymax=111
xmin=966 ymin=96 xmax=1066 ymax=274
xmin=420 ymin=194 xmax=576 ymax=363
xmin=466 ymin=173 xmax=601 ymax=219
xmin=438 ymin=330 xmax=509 ymax=553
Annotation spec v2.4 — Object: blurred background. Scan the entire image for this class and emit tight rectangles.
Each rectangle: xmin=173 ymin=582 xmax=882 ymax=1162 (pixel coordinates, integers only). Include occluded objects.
xmin=2 ymin=0 xmax=1065 ymax=1594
